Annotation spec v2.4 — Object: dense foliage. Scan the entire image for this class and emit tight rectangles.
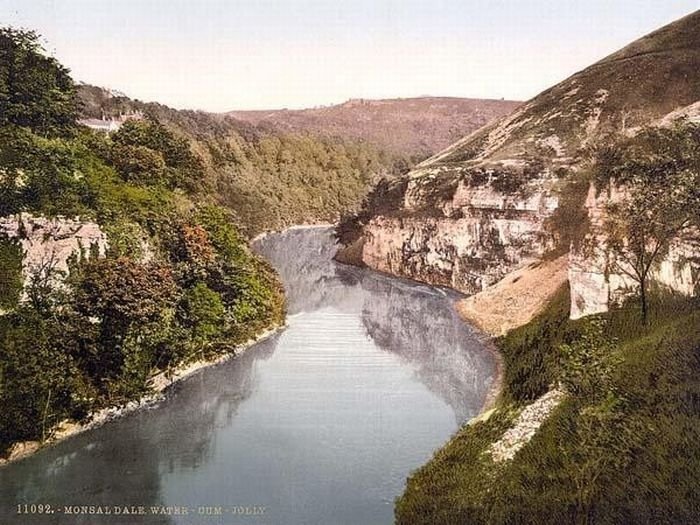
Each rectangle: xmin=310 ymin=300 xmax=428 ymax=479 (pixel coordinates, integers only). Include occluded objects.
xmin=0 ymin=29 xmax=285 ymax=453
xmin=78 ymin=86 xmax=413 ymax=235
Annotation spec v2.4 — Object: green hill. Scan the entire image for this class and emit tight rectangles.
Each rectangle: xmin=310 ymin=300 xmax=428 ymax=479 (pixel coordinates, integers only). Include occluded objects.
xmin=0 ymin=27 xmax=285 ymax=455
xmin=77 ymin=84 xmax=412 ymax=235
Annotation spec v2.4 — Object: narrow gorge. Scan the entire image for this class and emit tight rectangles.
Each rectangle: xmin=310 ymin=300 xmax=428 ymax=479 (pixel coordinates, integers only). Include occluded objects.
xmin=339 ymin=11 xmax=700 ymax=328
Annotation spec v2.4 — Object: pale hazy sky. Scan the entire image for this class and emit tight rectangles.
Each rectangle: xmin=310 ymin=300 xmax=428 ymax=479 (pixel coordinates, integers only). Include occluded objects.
xmin=1 ymin=1 xmax=698 ymax=111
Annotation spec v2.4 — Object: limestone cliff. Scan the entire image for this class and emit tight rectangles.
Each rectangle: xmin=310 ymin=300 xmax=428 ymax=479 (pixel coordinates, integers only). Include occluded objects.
xmin=569 ymin=184 xmax=700 ymax=319
xmin=359 ymin=172 xmax=559 ymax=296
xmin=339 ymin=10 xmax=700 ymax=323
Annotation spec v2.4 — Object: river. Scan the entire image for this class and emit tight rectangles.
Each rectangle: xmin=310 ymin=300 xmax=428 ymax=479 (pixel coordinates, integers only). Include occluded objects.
xmin=0 ymin=227 xmax=495 ymax=525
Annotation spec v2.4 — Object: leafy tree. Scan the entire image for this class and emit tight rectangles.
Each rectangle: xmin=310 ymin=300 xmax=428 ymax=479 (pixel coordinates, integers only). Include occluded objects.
xmin=111 ymin=119 xmax=204 ymax=190
xmin=178 ymin=282 xmax=225 ymax=342
xmin=24 ymin=252 xmax=69 ymax=315
xmin=74 ymin=256 xmax=178 ymax=331
xmin=594 ymin=122 xmax=700 ymax=323
xmin=166 ymin=221 xmax=216 ymax=283
xmin=70 ymin=257 xmax=177 ymax=386
xmin=0 ymin=27 xmax=77 ymax=136
xmin=103 ymin=220 xmax=149 ymax=259
xmin=110 ymin=143 xmax=166 ymax=184
xmin=194 ymin=205 xmax=246 ymax=263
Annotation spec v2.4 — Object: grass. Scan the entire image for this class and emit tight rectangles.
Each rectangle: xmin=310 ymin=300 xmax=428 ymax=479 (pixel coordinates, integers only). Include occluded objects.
xmin=395 ymin=286 xmax=700 ymax=524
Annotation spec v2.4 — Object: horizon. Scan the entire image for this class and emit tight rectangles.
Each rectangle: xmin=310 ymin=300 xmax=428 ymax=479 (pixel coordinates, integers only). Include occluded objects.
xmin=226 ymin=94 xmax=522 ymax=113
xmin=2 ymin=1 xmax=699 ymax=112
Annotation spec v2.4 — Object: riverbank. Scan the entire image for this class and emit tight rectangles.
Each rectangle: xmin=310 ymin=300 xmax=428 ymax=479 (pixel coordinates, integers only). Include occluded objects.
xmin=0 ymin=323 xmax=285 ymax=468
xmin=472 ymin=333 xmax=503 ymax=416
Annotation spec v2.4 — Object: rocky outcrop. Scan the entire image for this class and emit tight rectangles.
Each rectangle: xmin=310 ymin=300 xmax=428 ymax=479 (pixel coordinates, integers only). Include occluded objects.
xmin=569 ymin=184 xmax=700 ymax=319
xmin=360 ymin=174 xmax=559 ymax=296
xmin=0 ymin=213 xmax=108 ymax=293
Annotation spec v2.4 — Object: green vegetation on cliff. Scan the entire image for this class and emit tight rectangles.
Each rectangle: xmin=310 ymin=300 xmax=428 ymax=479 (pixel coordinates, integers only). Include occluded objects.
xmin=396 ymin=287 xmax=700 ymax=524
xmin=0 ymin=28 xmax=284 ymax=453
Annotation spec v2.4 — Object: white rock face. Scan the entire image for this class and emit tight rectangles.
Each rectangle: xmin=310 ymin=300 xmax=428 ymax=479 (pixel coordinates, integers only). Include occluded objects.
xmin=569 ymin=184 xmax=699 ymax=319
xmin=0 ymin=213 xmax=108 ymax=293
xmin=357 ymin=176 xmax=698 ymax=321
xmin=489 ymin=388 xmax=566 ymax=462
xmin=359 ymin=171 xmax=559 ymax=296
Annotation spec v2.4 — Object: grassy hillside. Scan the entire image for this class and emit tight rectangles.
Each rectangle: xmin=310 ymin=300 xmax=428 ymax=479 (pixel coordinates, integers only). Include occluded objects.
xmin=396 ymin=289 xmax=700 ymax=524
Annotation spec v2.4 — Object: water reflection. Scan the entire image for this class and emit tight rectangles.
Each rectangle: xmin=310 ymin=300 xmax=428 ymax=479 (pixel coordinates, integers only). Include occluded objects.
xmin=255 ymin=227 xmax=494 ymax=422
xmin=0 ymin=335 xmax=280 ymax=525
xmin=0 ymin=226 xmax=494 ymax=525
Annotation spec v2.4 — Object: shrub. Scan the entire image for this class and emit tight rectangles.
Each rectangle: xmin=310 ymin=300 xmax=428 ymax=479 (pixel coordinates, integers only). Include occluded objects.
xmin=178 ymin=282 xmax=225 ymax=342
xmin=0 ymin=235 xmax=23 ymax=310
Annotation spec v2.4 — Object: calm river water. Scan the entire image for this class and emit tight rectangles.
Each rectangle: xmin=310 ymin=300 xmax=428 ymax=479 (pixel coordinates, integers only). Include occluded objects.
xmin=0 ymin=227 xmax=495 ymax=525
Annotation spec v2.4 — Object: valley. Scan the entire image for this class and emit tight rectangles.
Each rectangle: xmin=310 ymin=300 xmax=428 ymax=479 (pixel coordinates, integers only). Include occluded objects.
xmin=1 ymin=7 xmax=699 ymax=525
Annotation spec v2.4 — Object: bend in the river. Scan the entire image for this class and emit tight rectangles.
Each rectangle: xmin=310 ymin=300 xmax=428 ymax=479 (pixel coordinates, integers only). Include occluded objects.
xmin=0 ymin=226 xmax=496 ymax=525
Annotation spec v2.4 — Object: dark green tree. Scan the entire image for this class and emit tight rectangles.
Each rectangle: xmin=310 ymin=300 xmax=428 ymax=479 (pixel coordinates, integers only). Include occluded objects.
xmin=0 ymin=27 xmax=77 ymax=136
xmin=0 ymin=311 xmax=81 ymax=448
xmin=0 ymin=236 xmax=23 ymax=310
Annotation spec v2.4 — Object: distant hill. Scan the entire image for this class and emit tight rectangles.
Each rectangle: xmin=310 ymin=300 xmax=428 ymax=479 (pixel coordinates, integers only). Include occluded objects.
xmin=228 ymin=97 xmax=520 ymax=159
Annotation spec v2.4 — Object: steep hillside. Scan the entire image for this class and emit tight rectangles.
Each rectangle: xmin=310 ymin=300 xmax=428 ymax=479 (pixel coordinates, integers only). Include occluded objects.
xmin=327 ymin=12 xmax=700 ymax=524
xmin=397 ymin=287 xmax=700 ymax=524
xmin=339 ymin=10 xmax=700 ymax=322
xmin=229 ymin=97 xmax=520 ymax=159
xmin=429 ymin=11 xmax=700 ymax=167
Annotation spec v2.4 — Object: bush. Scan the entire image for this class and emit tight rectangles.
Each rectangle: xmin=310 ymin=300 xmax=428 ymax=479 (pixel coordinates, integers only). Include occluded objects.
xmin=0 ymin=236 xmax=23 ymax=310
